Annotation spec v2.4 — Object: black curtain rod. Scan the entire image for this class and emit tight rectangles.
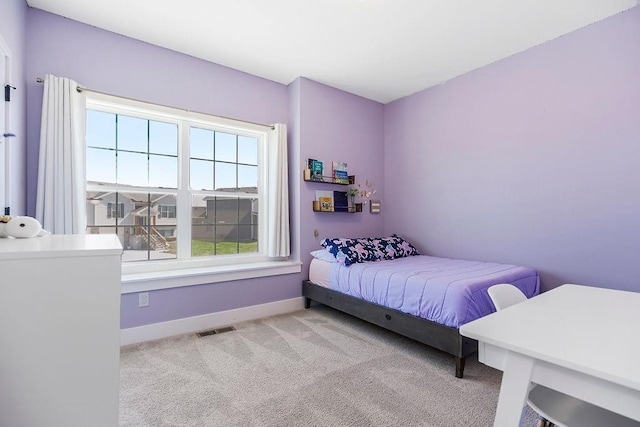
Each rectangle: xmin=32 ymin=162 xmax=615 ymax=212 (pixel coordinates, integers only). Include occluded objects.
xmin=34 ymin=77 xmax=275 ymax=130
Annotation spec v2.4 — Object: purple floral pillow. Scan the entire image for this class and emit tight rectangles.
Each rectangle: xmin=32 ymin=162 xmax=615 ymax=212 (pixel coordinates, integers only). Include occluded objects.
xmin=320 ymin=238 xmax=376 ymax=266
xmin=369 ymin=234 xmax=419 ymax=260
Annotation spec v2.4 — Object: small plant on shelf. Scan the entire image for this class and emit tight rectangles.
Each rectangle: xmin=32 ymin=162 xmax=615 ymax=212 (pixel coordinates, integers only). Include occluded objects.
xmin=348 ymin=180 xmax=376 ymax=211
xmin=347 ymin=187 xmax=360 ymax=198
xmin=347 ymin=187 xmax=360 ymax=210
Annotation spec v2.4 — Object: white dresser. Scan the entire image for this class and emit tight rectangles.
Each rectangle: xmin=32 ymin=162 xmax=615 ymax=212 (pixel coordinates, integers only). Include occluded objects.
xmin=0 ymin=234 xmax=122 ymax=427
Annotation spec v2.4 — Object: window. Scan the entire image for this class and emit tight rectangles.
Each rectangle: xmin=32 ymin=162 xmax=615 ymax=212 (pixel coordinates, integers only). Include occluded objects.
xmin=107 ymin=202 xmax=125 ymax=219
xmin=85 ymin=94 xmax=269 ymax=268
xmin=159 ymin=205 xmax=176 ymax=219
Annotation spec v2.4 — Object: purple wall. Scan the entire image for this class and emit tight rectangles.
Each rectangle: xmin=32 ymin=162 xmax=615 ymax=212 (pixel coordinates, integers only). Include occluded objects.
xmin=23 ymin=8 xmax=386 ymax=328
xmin=0 ymin=0 xmax=27 ymax=215
xmin=294 ymin=78 xmax=385 ymax=278
xmin=288 ymin=78 xmax=302 ymax=262
xmin=384 ymin=7 xmax=640 ymax=292
xmin=25 ymin=8 xmax=289 ymax=216
xmin=24 ymin=8 xmax=301 ymax=328
xmin=22 ymin=3 xmax=638 ymax=330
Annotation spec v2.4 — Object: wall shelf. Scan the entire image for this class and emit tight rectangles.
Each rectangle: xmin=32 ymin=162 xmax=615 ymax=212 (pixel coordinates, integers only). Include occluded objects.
xmin=304 ymin=169 xmax=360 ymax=213
xmin=312 ymin=204 xmax=362 ymax=213
xmin=303 ymin=172 xmax=355 ymax=186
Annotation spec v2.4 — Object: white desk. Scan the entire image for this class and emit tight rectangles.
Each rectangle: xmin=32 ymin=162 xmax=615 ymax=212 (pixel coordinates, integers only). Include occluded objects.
xmin=459 ymin=284 xmax=640 ymax=426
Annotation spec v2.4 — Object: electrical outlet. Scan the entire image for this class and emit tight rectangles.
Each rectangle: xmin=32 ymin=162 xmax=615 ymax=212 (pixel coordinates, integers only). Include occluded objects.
xmin=138 ymin=292 xmax=149 ymax=308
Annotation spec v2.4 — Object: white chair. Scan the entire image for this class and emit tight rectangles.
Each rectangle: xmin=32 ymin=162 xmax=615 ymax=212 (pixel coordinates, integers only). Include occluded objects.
xmin=487 ymin=283 xmax=527 ymax=310
xmin=487 ymin=284 xmax=640 ymax=427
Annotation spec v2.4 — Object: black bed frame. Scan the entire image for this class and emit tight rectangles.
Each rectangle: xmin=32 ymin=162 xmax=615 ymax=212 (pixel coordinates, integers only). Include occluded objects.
xmin=302 ymin=280 xmax=477 ymax=378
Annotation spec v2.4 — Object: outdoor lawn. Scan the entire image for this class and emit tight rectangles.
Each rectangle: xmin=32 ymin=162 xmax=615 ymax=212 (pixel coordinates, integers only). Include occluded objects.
xmin=192 ymin=239 xmax=258 ymax=255
xmin=167 ymin=240 xmax=258 ymax=255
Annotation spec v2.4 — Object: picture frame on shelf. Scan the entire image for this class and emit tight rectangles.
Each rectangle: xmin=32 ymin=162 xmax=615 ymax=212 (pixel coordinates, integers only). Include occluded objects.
xmin=319 ymin=197 xmax=333 ymax=212
xmin=315 ymin=190 xmax=334 ymax=212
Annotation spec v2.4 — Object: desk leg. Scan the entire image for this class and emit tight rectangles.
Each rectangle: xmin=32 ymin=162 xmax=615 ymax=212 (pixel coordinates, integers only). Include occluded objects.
xmin=493 ymin=352 xmax=534 ymax=427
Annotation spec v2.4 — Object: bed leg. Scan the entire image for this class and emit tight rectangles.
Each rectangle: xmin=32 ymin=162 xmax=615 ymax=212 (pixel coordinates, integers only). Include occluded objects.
xmin=455 ymin=356 xmax=466 ymax=378
xmin=304 ymin=297 xmax=311 ymax=309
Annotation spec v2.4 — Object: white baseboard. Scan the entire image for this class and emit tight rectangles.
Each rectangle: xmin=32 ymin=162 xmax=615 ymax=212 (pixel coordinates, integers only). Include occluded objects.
xmin=120 ymin=297 xmax=306 ymax=346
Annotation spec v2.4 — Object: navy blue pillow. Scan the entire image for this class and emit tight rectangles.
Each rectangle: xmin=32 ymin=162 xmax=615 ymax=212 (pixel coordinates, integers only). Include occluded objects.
xmin=369 ymin=234 xmax=419 ymax=260
xmin=320 ymin=238 xmax=375 ymax=266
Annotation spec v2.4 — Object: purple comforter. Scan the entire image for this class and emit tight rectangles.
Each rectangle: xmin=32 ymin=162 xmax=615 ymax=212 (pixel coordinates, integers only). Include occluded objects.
xmin=329 ymin=255 xmax=539 ymax=328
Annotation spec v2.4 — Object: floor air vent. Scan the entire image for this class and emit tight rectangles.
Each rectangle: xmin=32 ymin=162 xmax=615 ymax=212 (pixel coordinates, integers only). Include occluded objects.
xmin=197 ymin=326 xmax=236 ymax=337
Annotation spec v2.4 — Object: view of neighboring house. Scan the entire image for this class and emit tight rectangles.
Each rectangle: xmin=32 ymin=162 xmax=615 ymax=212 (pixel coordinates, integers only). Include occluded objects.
xmin=86 ymin=184 xmax=258 ymax=256
xmin=86 ymin=190 xmax=177 ymax=253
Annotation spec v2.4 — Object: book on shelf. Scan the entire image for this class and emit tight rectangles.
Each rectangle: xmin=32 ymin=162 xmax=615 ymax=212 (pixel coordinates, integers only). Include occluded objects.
xmin=315 ymin=190 xmax=334 ymax=212
xmin=308 ymin=158 xmax=324 ymax=181
xmin=332 ymin=161 xmax=349 ymax=184
xmin=333 ymin=191 xmax=348 ymax=212
xmin=319 ymin=197 xmax=333 ymax=211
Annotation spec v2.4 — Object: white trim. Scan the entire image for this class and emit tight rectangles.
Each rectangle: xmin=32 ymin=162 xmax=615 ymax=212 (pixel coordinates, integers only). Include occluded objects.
xmin=0 ymin=34 xmax=12 ymax=214
xmin=120 ymin=296 xmax=305 ymax=346
xmin=0 ymin=36 xmax=11 ymax=58
xmin=86 ymin=93 xmax=269 ymax=134
xmin=121 ymin=260 xmax=301 ymax=293
xmin=85 ymin=92 xmax=278 ymax=275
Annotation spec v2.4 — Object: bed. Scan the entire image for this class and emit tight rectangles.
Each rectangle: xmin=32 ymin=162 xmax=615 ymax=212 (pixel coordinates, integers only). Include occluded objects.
xmin=302 ymin=236 xmax=539 ymax=378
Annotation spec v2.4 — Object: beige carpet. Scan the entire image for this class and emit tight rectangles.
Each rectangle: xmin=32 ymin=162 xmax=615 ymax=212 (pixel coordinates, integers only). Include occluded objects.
xmin=120 ymin=305 xmax=539 ymax=426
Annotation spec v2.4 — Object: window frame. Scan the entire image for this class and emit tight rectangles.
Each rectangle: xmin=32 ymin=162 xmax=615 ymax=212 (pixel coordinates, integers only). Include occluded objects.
xmin=158 ymin=205 xmax=176 ymax=219
xmin=106 ymin=202 xmax=125 ymax=219
xmin=85 ymin=93 xmax=299 ymax=292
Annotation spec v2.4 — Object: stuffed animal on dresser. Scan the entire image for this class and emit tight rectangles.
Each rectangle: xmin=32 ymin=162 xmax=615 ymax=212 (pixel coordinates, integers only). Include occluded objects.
xmin=0 ymin=216 xmax=51 ymax=238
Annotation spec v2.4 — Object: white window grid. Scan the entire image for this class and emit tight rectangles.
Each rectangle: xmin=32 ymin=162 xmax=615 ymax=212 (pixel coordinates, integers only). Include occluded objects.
xmin=85 ymin=93 xmax=271 ymax=271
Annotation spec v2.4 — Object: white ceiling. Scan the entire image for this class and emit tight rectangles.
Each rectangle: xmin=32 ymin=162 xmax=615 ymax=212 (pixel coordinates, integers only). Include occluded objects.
xmin=26 ymin=0 xmax=638 ymax=104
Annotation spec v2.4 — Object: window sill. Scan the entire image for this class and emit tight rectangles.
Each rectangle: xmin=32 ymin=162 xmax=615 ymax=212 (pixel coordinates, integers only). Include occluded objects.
xmin=121 ymin=260 xmax=302 ymax=294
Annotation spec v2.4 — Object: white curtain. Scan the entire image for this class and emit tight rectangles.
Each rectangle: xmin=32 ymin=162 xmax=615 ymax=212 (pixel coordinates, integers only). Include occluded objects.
xmin=35 ymin=74 xmax=86 ymax=234
xmin=267 ymin=123 xmax=290 ymax=257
